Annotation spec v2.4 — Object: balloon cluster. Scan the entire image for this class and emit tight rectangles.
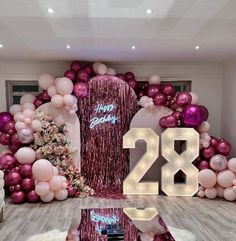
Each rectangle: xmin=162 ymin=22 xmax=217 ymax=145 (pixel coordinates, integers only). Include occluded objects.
xmin=33 ymin=159 xmax=68 ymax=202
xmin=0 ymin=170 xmax=4 ymax=210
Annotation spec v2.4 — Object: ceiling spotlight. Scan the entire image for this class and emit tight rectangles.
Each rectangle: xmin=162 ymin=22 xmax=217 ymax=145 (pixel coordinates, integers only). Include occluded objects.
xmin=146 ymin=9 xmax=152 ymax=15
xmin=47 ymin=8 xmax=54 ymax=14
xmin=195 ymin=45 xmax=200 ymax=50
xmin=0 ymin=44 xmax=3 ymax=48
xmin=66 ymin=45 xmax=71 ymax=49
xmin=131 ymin=45 xmax=136 ymax=50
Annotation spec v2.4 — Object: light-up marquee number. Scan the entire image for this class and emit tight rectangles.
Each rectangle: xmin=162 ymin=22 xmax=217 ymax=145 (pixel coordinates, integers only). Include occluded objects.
xmin=90 ymin=103 xmax=118 ymax=129
xmin=161 ymin=128 xmax=199 ymax=196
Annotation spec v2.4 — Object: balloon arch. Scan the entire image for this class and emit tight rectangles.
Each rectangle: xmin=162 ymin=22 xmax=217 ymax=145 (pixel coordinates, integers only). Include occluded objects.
xmin=0 ymin=60 xmax=236 ymax=205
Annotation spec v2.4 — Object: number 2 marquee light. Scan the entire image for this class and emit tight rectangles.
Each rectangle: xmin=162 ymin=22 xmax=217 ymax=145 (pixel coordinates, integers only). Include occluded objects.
xmin=123 ymin=128 xmax=199 ymax=197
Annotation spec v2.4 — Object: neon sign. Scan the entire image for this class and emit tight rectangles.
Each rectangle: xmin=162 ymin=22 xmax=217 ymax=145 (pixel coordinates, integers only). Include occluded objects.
xmin=90 ymin=104 xmax=118 ymax=129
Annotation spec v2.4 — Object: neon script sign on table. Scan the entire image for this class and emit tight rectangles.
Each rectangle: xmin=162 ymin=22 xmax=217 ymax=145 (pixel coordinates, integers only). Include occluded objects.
xmin=89 ymin=104 xmax=118 ymax=129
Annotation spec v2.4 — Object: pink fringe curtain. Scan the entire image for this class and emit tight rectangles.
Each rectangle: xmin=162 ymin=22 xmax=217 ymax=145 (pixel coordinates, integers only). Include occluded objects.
xmin=79 ymin=75 xmax=137 ymax=197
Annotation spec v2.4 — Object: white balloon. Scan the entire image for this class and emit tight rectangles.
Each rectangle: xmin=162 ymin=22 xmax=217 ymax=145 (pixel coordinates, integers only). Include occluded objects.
xmin=54 ymin=189 xmax=68 ymax=201
xmin=51 ymin=95 xmax=64 ymax=108
xmin=31 ymin=119 xmax=41 ymax=132
xmin=20 ymin=94 xmax=36 ymax=105
xmin=22 ymin=103 xmax=35 ymax=111
xmin=14 ymin=113 xmax=24 ymax=122
xmin=38 ymin=73 xmax=55 ymax=90
xmin=15 ymin=147 xmax=36 ymax=164
xmin=202 ymin=141 xmax=210 ymax=148
xmin=149 ymin=75 xmax=161 ymax=85
xmin=47 ymin=85 xmax=57 ymax=97
xmin=55 ymin=77 xmax=74 ymax=95
xmin=63 ymin=94 xmax=74 ymax=106
xmin=198 ymin=121 xmax=210 ymax=132
xmin=97 ymin=63 xmax=107 ymax=75
xmin=190 ymin=92 xmax=199 ymax=104
xmin=92 ymin=62 xmax=101 ymax=73
xmin=9 ymin=104 xmax=22 ymax=115
xmin=106 ymin=67 xmax=116 ymax=75
xmin=23 ymin=109 xmax=35 ymax=119
xmin=15 ymin=121 xmax=27 ymax=131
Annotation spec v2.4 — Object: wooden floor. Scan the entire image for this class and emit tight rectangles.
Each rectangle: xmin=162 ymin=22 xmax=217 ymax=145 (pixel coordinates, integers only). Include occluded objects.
xmin=0 ymin=195 xmax=235 ymax=241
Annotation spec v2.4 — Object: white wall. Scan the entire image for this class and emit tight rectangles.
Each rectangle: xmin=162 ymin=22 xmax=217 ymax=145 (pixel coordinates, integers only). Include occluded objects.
xmin=0 ymin=61 xmax=223 ymax=137
xmin=222 ymin=60 xmax=236 ymax=156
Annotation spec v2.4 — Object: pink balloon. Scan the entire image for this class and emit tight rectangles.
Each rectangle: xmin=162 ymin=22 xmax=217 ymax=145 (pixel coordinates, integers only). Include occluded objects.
xmin=5 ymin=171 xmax=22 ymax=186
xmin=223 ymin=187 xmax=236 ymax=201
xmin=27 ymin=190 xmax=40 ymax=203
xmin=201 ymin=146 xmax=216 ymax=160
xmin=31 ymin=119 xmax=41 ymax=132
xmin=198 ymin=169 xmax=216 ymax=188
xmin=17 ymin=127 xmax=34 ymax=144
xmin=63 ymin=94 xmax=74 ymax=106
xmin=38 ymin=73 xmax=55 ymax=90
xmin=40 ymin=190 xmax=54 ymax=202
xmin=216 ymin=139 xmax=231 ymax=156
xmin=77 ymin=69 xmax=89 ymax=82
xmin=162 ymin=84 xmax=175 ymax=97
xmin=197 ymin=190 xmax=205 ymax=198
xmin=38 ymin=90 xmax=51 ymax=102
xmin=51 ymin=94 xmax=64 ymax=108
xmin=20 ymin=94 xmax=36 ymax=105
xmin=32 ymin=159 xmax=53 ymax=182
xmin=176 ymin=92 xmax=192 ymax=107
xmin=71 ymin=61 xmax=82 ymax=72
xmin=159 ymin=117 xmax=167 ymax=128
xmin=198 ymin=160 xmax=209 ymax=170
xmin=0 ymin=153 xmax=17 ymax=170
xmin=54 ymin=189 xmax=68 ymax=201
xmin=163 ymin=115 xmax=177 ymax=128
xmin=215 ymin=184 xmax=224 ymax=198
xmin=64 ymin=69 xmax=76 ymax=81
xmin=3 ymin=121 xmax=16 ymax=134
xmin=209 ymin=154 xmax=228 ymax=172
xmin=67 ymin=186 xmax=76 ymax=197
xmin=217 ymin=170 xmax=235 ymax=188
xmin=35 ymin=182 xmax=50 ymax=196
xmin=0 ymin=133 xmax=11 ymax=145
xmin=147 ymin=84 xmax=161 ymax=98
xmin=20 ymin=164 xmax=32 ymax=177
xmin=182 ymin=104 xmax=205 ymax=127
xmin=22 ymin=178 xmax=34 ymax=191
xmin=73 ymin=82 xmax=88 ymax=98
xmin=47 ymin=85 xmax=57 ymax=97
xmin=15 ymin=121 xmax=26 ymax=131
xmin=33 ymin=98 xmax=43 ymax=108
xmin=22 ymin=103 xmax=35 ymax=111
xmin=11 ymin=191 xmax=25 ymax=204
xmin=15 ymin=147 xmax=36 ymax=164
xmin=55 ymin=77 xmax=74 ymax=95
xmin=49 ymin=175 xmax=62 ymax=191
xmin=205 ymin=188 xmax=217 ymax=199
xmin=153 ymin=93 xmax=167 ymax=106
xmin=228 ymin=158 xmax=236 ymax=172
xmin=210 ymin=136 xmax=219 ymax=148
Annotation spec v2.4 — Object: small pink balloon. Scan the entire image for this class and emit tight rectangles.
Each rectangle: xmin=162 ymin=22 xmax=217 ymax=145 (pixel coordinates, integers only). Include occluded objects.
xmin=210 ymin=136 xmax=219 ymax=148
xmin=40 ymin=190 xmax=55 ymax=202
xmin=205 ymin=188 xmax=217 ymax=199
xmin=164 ymin=115 xmax=177 ymax=128
xmin=35 ymin=181 xmax=50 ymax=196
xmin=27 ymin=190 xmax=40 ymax=203
xmin=10 ymin=133 xmax=21 ymax=146
xmin=47 ymin=85 xmax=57 ymax=97
xmin=54 ymin=189 xmax=68 ymax=201
xmin=62 ymin=182 xmax=67 ymax=189
xmin=228 ymin=158 xmax=236 ymax=172
xmin=67 ymin=186 xmax=76 ymax=197
xmin=24 ymin=118 xmax=31 ymax=125
xmin=49 ymin=175 xmax=62 ymax=191
xmin=223 ymin=187 xmax=236 ymax=201
xmin=216 ymin=139 xmax=231 ymax=156
xmin=201 ymin=146 xmax=216 ymax=160
xmin=217 ymin=170 xmax=235 ymax=188
xmin=198 ymin=169 xmax=217 ymax=188
xmin=215 ymin=184 xmax=224 ymax=198
xmin=38 ymin=90 xmax=51 ymax=102
xmin=51 ymin=94 xmax=64 ymax=108
xmin=63 ymin=94 xmax=74 ymax=106
xmin=190 ymin=92 xmax=199 ymax=104
xmin=209 ymin=154 xmax=228 ymax=172
xmin=32 ymin=159 xmax=54 ymax=182
xmin=198 ymin=160 xmax=209 ymax=170
xmin=197 ymin=190 xmax=205 ymax=198
xmin=33 ymin=98 xmax=43 ymax=109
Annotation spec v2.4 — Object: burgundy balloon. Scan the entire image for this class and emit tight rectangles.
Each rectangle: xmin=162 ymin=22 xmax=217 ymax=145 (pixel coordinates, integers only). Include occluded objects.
xmin=22 ymin=178 xmax=34 ymax=191
xmin=176 ymin=92 xmax=192 ymax=107
xmin=11 ymin=191 xmax=25 ymax=204
xmin=9 ymin=144 xmax=21 ymax=153
xmin=38 ymin=90 xmax=51 ymax=102
xmin=33 ymin=98 xmax=43 ymax=108
xmin=127 ymin=79 xmax=138 ymax=90
xmin=199 ymin=105 xmax=209 ymax=121
xmin=172 ymin=111 xmax=182 ymax=120
xmin=153 ymin=93 xmax=167 ymax=106
xmin=14 ymin=184 xmax=22 ymax=192
xmin=27 ymin=190 xmax=40 ymax=203
xmin=181 ymin=104 xmax=205 ymax=127
xmin=0 ymin=112 xmax=13 ymax=131
xmin=162 ymin=84 xmax=176 ymax=97
xmin=67 ymin=186 xmax=77 ymax=197
xmin=64 ymin=69 xmax=76 ymax=81
xmin=73 ymin=82 xmax=88 ymax=98
xmin=83 ymin=65 xmax=93 ymax=75
xmin=159 ymin=117 xmax=167 ymax=128
xmin=9 ymin=186 xmax=15 ymax=193
xmin=3 ymin=121 xmax=16 ymax=135
xmin=137 ymin=90 xmax=145 ymax=98
xmin=77 ymin=69 xmax=90 ymax=82
xmin=216 ymin=139 xmax=231 ymax=156
xmin=116 ymin=73 xmax=125 ymax=81
xmin=5 ymin=171 xmax=22 ymax=186
xmin=20 ymin=164 xmax=32 ymax=177
xmin=0 ymin=153 xmax=17 ymax=170
xmin=0 ymin=133 xmax=11 ymax=145
xmin=210 ymin=136 xmax=219 ymax=148
xmin=124 ymin=72 xmax=135 ymax=80
xmin=71 ymin=61 xmax=82 ymax=72
xmin=198 ymin=160 xmax=209 ymax=170
xmin=11 ymin=133 xmax=21 ymax=146
xmin=201 ymin=146 xmax=216 ymax=160
xmin=165 ymin=115 xmax=177 ymax=128
xmin=147 ymin=84 xmax=161 ymax=98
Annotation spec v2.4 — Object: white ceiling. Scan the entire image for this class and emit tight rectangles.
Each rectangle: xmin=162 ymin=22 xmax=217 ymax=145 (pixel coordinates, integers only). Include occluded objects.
xmin=0 ymin=0 xmax=236 ymax=62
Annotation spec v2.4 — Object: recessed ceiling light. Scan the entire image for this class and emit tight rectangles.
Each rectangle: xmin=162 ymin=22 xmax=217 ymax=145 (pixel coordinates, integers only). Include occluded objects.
xmin=146 ymin=9 xmax=152 ymax=15
xmin=131 ymin=45 xmax=136 ymax=50
xmin=0 ymin=44 xmax=3 ymax=48
xmin=195 ymin=45 xmax=200 ymax=50
xmin=66 ymin=45 xmax=71 ymax=49
xmin=47 ymin=8 xmax=54 ymax=14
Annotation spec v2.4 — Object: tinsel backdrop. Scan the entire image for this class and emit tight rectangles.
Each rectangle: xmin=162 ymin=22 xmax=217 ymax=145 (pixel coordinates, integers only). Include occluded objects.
xmin=79 ymin=75 xmax=137 ymax=196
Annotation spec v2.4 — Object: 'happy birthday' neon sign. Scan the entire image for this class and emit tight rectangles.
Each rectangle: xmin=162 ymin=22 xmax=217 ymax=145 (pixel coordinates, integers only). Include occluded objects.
xmin=89 ymin=104 xmax=118 ymax=129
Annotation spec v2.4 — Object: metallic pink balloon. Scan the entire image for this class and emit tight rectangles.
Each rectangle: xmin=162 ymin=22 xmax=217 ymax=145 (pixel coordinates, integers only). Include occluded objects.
xmin=33 ymin=98 xmax=43 ymax=108
xmin=127 ymin=79 xmax=138 ymax=90
xmin=9 ymin=144 xmax=21 ymax=153
xmin=17 ymin=127 xmax=34 ymax=144
xmin=20 ymin=164 xmax=32 ymax=177
xmin=147 ymin=85 xmax=161 ymax=98
xmin=27 ymin=190 xmax=40 ymax=203
xmin=11 ymin=191 xmax=25 ymax=204
xmin=159 ymin=117 xmax=167 ymax=128
xmin=124 ymin=72 xmax=135 ymax=80
xmin=14 ymin=184 xmax=22 ymax=192
xmin=116 ymin=73 xmax=125 ymax=81
xmin=11 ymin=133 xmax=21 ymax=146
xmin=3 ymin=121 xmax=16 ymax=135
xmin=153 ymin=93 xmax=166 ymax=106
xmin=38 ymin=90 xmax=51 ymax=102
xmin=77 ymin=69 xmax=90 ymax=82
xmin=0 ymin=112 xmax=13 ymax=131
xmin=73 ymin=82 xmax=88 ymax=98
xmin=165 ymin=115 xmax=177 ymax=128
xmin=22 ymin=178 xmax=34 ymax=191
xmin=198 ymin=160 xmax=209 ymax=170
xmin=83 ymin=65 xmax=93 ymax=75
xmin=0 ymin=133 xmax=11 ymax=145
xmin=0 ymin=153 xmax=17 ymax=170
xmin=67 ymin=186 xmax=77 ymax=197
xmin=199 ymin=105 xmax=209 ymax=121
xmin=172 ymin=111 xmax=182 ymax=120
xmin=5 ymin=171 xmax=22 ymax=186
xmin=71 ymin=61 xmax=81 ymax=72
xmin=210 ymin=136 xmax=219 ymax=148
xmin=176 ymin=92 xmax=192 ymax=107
xmin=162 ymin=84 xmax=176 ymax=97
xmin=216 ymin=139 xmax=231 ymax=156
xmin=64 ymin=69 xmax=76 ymax=81
xmin=201 ymin=146 xmax=216 ymax=160
xmin=182 ymin=104 xmax=205 ymax=127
